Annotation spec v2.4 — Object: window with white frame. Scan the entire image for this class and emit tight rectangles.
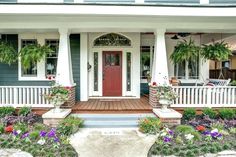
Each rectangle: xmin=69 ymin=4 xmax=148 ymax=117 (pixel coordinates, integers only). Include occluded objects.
xmin=21 ymin=39 xmax=37 ymax=77
xmin=174 ymin=56 xmax=199 ymax=79
xmin=45 ymin=39 xmax=59 ymax=77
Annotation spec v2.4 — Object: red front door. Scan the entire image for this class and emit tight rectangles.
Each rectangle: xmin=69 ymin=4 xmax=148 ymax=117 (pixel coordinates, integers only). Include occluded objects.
xmin=103 ymin=51 xmax=122 ymax=96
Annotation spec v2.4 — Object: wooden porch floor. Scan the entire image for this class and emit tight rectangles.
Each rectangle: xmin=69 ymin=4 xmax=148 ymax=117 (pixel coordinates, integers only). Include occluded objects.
xmin=72 ymin=97 xmax=153 ymax=113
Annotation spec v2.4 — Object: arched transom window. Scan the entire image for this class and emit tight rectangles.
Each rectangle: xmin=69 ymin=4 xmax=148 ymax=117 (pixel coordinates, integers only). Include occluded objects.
xmin=93 ymin=33 xmax=131 ymax=46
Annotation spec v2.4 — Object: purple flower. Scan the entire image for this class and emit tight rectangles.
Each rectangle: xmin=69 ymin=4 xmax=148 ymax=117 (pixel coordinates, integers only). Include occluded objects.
xmin=40 ymin=131 xmax=47 ymax=137
xmin=163 ymin=136 xmax=171 ymax=143
xmin=210 ymin=132 xmax=218 ymax=137
xmin=47 ymin=128 xmax=56 ymax=138
xmin=202 ymin=131 xmax=210 ymax=135
xmin=54 ymin=137 xmax=60 ymax=143
xmin=21 ymin=132 xmax=29 ymax=139
xmin=12 ymin=130 xmax=18 ymax=136
xmin=217 ymin=133 xmax=222 ymax=138
xmin=168 ymin=130 xmax=174 ymax=135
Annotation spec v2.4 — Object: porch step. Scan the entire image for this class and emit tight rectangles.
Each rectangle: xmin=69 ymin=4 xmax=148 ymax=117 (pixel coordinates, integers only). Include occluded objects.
xmin=71 ymin=113 xmax=156 ymax=128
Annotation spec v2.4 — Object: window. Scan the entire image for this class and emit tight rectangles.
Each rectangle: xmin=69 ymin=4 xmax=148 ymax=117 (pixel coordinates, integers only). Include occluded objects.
xmin=174 ymin=56 xmax=199 ymax=79
xmin=21 ymin=39 xmax=37 ymax=76
xmin=140 ymin=46 xmax=154 ymax=79
xmin=127 ymin=52 xmax=131 ymax=91
xmin=105 ymin=53 xmax=120 ymax=66
xmin=45 ymin=39 xmax=59 ymax=77
xmin=94 ymin=52 xmax=98 ymax=91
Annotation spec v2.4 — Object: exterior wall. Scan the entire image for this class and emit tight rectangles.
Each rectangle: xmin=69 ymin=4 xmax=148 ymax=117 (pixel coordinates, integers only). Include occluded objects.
xmin=88 ymin=32 xmax=140 ymax=98
xmin=0 ymin=33 xmax=81 ymax=101
xmin=70 ymin=34 xmax=81 ymax=101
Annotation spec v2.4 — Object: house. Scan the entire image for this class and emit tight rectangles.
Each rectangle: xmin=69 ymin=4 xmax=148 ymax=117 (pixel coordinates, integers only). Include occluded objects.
xmin=0 ymin=0 xmax=236 ymax=112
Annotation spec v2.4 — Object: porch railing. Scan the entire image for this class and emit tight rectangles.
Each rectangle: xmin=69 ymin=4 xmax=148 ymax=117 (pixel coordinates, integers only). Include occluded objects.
xmin=0 ymin=86 xmax=53 ymax=108
xmin=172 ymin=86 xmax=236 ymax=108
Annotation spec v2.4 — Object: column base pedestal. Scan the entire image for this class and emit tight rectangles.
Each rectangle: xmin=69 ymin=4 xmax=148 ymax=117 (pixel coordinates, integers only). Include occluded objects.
xmin=153 ymin=108 xmax=182 ymax=125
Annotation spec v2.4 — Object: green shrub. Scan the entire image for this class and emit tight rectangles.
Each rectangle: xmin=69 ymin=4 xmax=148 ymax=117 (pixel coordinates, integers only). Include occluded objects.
xmin=138 ymin=117 xmax=162 ymax=134
xmin=0 ymin=106 xmax=15 ymax=118
xmin=0 ymin=124 xmax=4 ymax=134
xmin=13 ymin=122 xmax=28 ymax=133
xmin=183 ymin=108 xmax=196 ymax=120
xmin=202 ymin=108 xmax=217 ymax=119
xmin=175 ymin=125 xmax=195 ymax=134
xmin=219 ymin=108 xmax=235 ymax=120
xmin=229 ymin=127 xmax=236 ymax=134
xmin=29 ymin=131 xmax=39 ymax=140
xmin=33 ymin=123 xmax=47 ymax=131
xmin=18 ymin=106 xmax=31 ymax=116
xmin=57 ymin=116 xmax=83 ymax=136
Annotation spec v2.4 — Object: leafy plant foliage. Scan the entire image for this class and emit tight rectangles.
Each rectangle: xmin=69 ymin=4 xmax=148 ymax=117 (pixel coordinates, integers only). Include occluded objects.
xmin=0 ymin=40 xmax=18 ymax=65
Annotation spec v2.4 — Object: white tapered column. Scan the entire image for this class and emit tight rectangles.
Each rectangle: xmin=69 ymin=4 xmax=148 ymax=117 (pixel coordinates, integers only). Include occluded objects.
xmin=56 ymin=28 xmax=75 ymax=87
xmin=151 ymin=29 xmax=169 ymax=85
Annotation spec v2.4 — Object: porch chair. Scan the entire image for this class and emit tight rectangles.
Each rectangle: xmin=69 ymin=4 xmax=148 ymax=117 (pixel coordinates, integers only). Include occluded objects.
xmin=204 ymin=78 xmax=231 ymax=86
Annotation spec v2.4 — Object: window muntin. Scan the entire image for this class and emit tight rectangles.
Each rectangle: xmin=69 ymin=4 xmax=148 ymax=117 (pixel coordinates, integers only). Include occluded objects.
xmin=45 ymin=39 xmax=59 ymax=77
xmin=21 ymin=39 xmax=37 ymax=77
xmin=140 ymin=46 xmax=154 ymax=80
xmin=105 ymin=53 xmax=120 ymax=66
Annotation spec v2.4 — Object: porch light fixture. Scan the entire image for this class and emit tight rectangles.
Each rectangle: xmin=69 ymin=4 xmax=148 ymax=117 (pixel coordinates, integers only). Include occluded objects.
xmin=171 ymin=35 xmax=179 ymax=40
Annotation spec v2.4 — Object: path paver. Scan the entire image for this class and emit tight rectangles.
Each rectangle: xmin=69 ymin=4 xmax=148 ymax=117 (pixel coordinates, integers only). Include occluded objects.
xmin=70 ymin=128 xmax=156 ymax=157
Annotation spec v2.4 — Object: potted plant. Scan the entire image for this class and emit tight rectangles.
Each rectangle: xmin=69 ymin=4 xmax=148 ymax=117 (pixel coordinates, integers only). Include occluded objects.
xmin=156 ymin=86 xmax=178 ymax=112
xmin=0 ymin=40 xmax=18 ymax=65
xmin=44 ymin=83 xmax=71 ymax=113
xmin=201 ymin=41 xmax=232 ymax=78
xmin=20 ymin=44 xmax=53 ymax=70
xmin=170 ymin=39 xmax=201 ymax=65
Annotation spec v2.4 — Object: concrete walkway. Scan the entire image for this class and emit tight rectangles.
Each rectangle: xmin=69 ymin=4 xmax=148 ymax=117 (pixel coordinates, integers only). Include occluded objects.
xmin=70 ymin=128 xmax=156 ymax=157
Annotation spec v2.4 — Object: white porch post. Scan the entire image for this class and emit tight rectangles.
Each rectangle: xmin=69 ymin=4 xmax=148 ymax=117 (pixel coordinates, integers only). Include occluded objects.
xmin=56 ymin=28 xmax=75 ymax=87
xmin=80 ymin=33 xmax=89 ymax=101
xmin=151 ymin=29 xmax=169 ymax=85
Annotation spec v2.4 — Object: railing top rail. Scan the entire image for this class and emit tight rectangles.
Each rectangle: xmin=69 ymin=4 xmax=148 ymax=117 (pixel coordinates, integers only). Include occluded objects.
xmin=0 ymin=86 xmax=51 ymax=88
xmin=172 ymin=86 xmax=236 ymax=88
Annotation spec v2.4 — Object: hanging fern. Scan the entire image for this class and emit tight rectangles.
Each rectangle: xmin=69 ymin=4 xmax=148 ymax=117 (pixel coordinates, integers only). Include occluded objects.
xmin=20 ymin=44 xmax=53 ymax=70
xmin=170 ymin=39 xmax=201 ymax=64
xmin=201 ymin=41 xmax=232 ymax=61
xmin=0 ymin=40 xmax=18 ymax=65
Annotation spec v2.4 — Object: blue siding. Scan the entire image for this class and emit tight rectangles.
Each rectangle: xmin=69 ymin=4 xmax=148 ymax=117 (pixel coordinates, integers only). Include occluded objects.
xmin=141 ymin=83 xmax=149 ymax=96
xmin=0 ymin=34 xmax=49 ymax=86
xmin=70 ymin=34 xmax=80 ymax=101
xmin=0 ymin=0 xmax=16 ymax=3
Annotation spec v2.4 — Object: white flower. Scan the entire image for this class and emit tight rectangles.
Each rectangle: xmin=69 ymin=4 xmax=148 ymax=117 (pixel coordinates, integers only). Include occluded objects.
xmin=16 ymin=130 xmax=21 ymax=134
xmin=185 ymin=134 xmax=194 ymax=140
xmin=37 ymin=139 xmax=46 ymax=145
xmin=211 ymin=129 xmax=218 ymax=133
xmin=160 ymin=132 xmax=167 ymax=137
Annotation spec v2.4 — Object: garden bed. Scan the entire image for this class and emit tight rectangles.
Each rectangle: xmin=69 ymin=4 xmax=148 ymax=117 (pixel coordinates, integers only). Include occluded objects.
xmin=0 ymin=106 xmax=83 ymax=157
xmin=139 ymin=108 xmax=236 ymax=157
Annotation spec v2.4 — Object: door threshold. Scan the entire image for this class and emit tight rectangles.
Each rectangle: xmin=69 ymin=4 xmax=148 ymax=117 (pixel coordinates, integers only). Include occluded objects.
xmin=89 ymin=96 xmax=138 ymax=99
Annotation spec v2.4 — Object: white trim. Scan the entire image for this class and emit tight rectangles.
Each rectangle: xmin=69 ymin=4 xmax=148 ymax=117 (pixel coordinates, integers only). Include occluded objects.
xmin=1 ymin=4 xmax=236 ymax=17
xmin=88 ymin=32 xmax=140 ymax=98
xmin=80 ymin=33 xmax=89 ymax=101
xmin=18 ymin=33 xmax=59 ymax=81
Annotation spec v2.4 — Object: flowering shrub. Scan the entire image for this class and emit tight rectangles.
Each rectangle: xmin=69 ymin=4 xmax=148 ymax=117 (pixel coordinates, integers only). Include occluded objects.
xmin=44 ymin=82 xmax=71 ymax=106
xmin=155 ymin=86 xmax=178 ymax=101
xmin=196 ymin=125 xmax=206 ymax=132
xmin=57 ymin=116 xmax=83 ymax=136
xmin=156 ymin=127 xmax=174 ymax=145
xmin=139 ymin=117 xmax=162 ymax=134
